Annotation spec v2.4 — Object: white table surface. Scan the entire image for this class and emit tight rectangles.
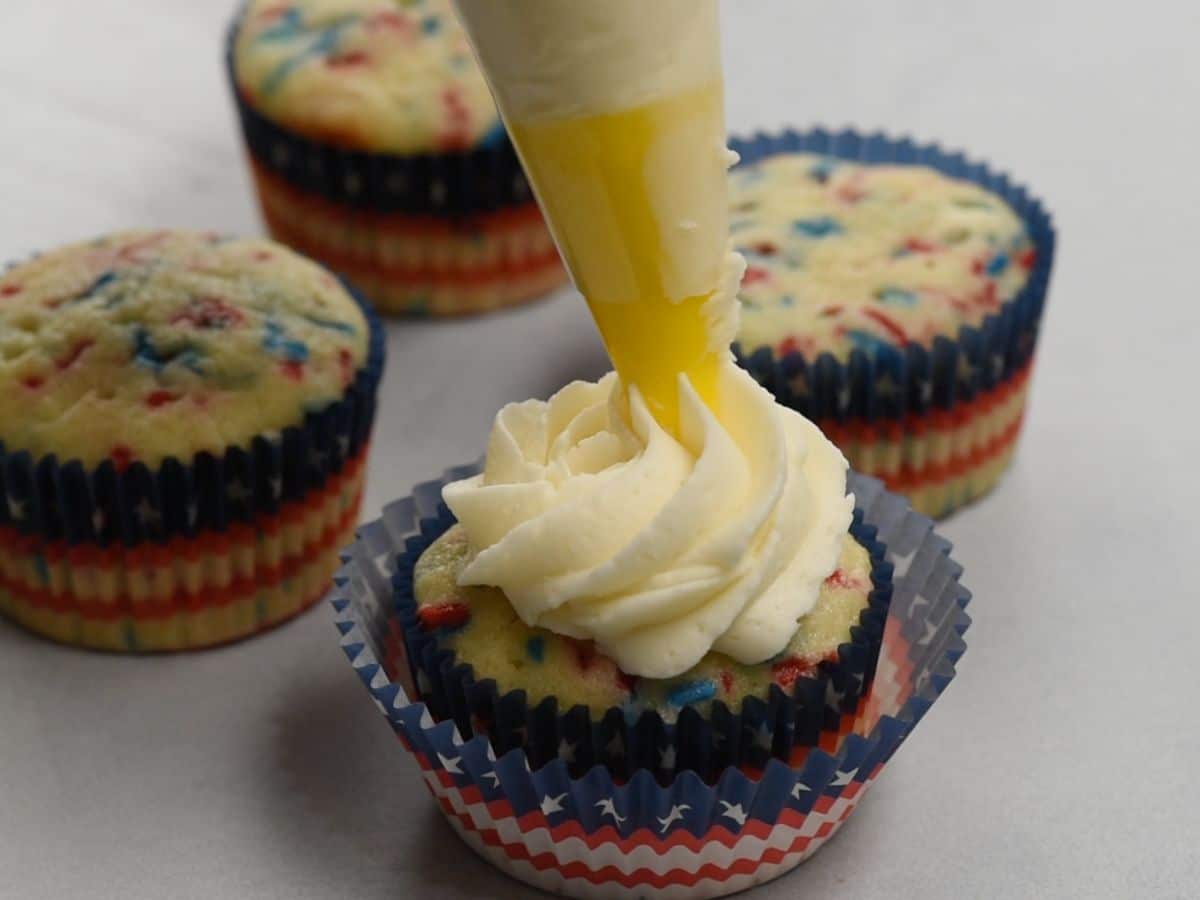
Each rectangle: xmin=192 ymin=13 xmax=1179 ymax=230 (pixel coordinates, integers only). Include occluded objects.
xmin=2 ymin=1 xmax=1198 ymax=898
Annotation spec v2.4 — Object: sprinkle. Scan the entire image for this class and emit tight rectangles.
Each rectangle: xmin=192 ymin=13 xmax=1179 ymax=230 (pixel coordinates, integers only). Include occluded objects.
xmin=21 ymin=375 xmax=45 ymax=390
xmin=146 ymin=390 xmax=180 ymax=409
xmin=615 ymin=670 xmax=638 ymax=694
xmin=750 ymin=241 xmax=778 ymax=256
xmin=55 ymin=339 xmax=94 ymax=370
xmin=252 ymin=250 xmax=273 ymax=262
xmin=824 ymin=569 xmax=857 ymax=590
xmin=666 ymin=680 xmax=717 ymax=708
xmin=568 ymin=638 xmax=598 ymax=671
xmin=860 ymin=308 xmax=909 ymax=345
xmin=110 ymin=445 xmax=135 ymax=472
xmin=421 ymin=15 xmax=441 ymax=34
xmin=792 ymin=217 xmax=843 ymax=238
xmin=985 ymin=253 xmax=1009 ymax=276
xmin=778 ymin=336 xmax=801 ymax=357
xmin=279 ymin=360 xmax=306 ymax=381
xmin=417 ymin=603 xmax=471 ymax=632
xmin=819 ymin=305 xmax=844 ymax=317
xmin=1017 ymin=247 xmax=1038 ymax=270
xmin=718 ymin=670 xmax=735 ymax=695
xmin=742 ymin=266 xmax=770 ymax=287
xmin=899 ymin=237 xmax=938 ymax=255
xmin=771 ymin=657 xmax=815 ymax=690
xmin=172 ymin=296 xmax=246 ymax=330
xmin=304 ymin=314 xmax=356 ymax=334
xmin=875 ymin=287 xmax=918 ymax=307
xmin=1 ymin=283 xmax=22 ymax=298
xmin=525 ymin=636 xmax=545 ymax=663
xmin=367 ymin=10 xmax=408 ymax=30
xmin=808 ymin=157 xmax=839 ymax=183
xmin=263 ymin=320 xmax=309 ymax=362
xmin=327 ymin=50 xmax=368 ymax=68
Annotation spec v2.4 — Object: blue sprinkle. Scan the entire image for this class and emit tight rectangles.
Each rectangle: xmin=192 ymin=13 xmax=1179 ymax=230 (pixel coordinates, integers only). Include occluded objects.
xmin=256 ymin=9 xmax=303 ymax=43
xmin=847 ymin=329 xmax=896 ymax=354
xmin=876 ymin=287 xmax=918 ymax=307
xmin=304 ymin=315 xmax=356 ymax=335
xmin=526 ymin=636 xmax=545 ymax=663
xmin=421 ymin=15 xmax=441 ymax=34
xmin=133 ymin=328 xmax=163 ymax=370
xmin=780 ymin=294 xmax=796 ymax=307
xmin=808 ymin=156 xmax=839 ymax=183
xmin=986 ymin=253 xmax=1009 ymax=276
xmin=263 ymin=320 xmax=310 ymax=362
xmin=792 ymin=216 xmax=843 ymax=238
xmin=667 ymin=679 xmax=717 ymax=708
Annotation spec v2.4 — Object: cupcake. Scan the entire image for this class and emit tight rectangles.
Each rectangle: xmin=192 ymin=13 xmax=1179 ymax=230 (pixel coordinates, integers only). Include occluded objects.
xmin=731 ymin=130 xmax=1056 ymax=517
xmin=226 ymin=0 xmax=567 ymax=316
xmin=0 ymin=229 xmax=384 ymax=651
xmin=333 ymin=361 xmax=971 ymax=898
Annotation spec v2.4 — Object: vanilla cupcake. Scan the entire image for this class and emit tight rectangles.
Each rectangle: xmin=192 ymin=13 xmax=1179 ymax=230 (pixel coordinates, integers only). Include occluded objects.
xmin=0 ymin=229 xmax=384 ymax=650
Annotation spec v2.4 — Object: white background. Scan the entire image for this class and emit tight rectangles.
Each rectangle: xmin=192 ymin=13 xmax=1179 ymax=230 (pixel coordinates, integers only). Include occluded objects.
xmin=2 ymin=1 xmax=1198 ymax=898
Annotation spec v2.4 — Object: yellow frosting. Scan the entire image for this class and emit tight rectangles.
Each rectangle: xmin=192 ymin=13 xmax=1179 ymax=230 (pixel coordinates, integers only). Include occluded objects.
xmin=455 ymin=0 xmax=733 ymax=432
xmin=0 ymin=230 xmax=368 ymax=468
xmin=731 ymin=153 xmax=1035 ymax=360
xmin=233 ymin=0 xmax=500 ymax=154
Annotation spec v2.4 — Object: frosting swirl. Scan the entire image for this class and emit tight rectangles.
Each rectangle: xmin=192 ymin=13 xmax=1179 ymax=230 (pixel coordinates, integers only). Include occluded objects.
xmin=443 ymin=360 xmax=853 ymax=679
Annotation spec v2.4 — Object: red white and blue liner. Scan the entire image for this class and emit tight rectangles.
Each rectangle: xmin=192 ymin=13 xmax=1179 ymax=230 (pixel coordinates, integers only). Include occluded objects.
xmin=333 ymin=469 xmax=971 ymax=898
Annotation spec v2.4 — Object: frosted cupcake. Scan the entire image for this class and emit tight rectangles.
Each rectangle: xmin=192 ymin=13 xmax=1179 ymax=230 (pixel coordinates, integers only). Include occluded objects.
xmin=731 ymin=131 xmax=1055 ymax=517
xmin=227 ymin=0 xmax=566 ymax=315
xmin=0 ymin=230 xmax=383 ymax=650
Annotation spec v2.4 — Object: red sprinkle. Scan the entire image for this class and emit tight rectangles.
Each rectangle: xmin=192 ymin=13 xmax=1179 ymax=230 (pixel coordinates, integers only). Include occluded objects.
xmin=338 ymin=348 xmax=355 ymax=385
xmin=819 ymin=305 xmax=844 ymax=318
xmin=145 ymin=390 xmax=179 ymax=409
xmin=279 ymin=360 xmax=306 ymax=382
xmin=742 ymin=266 xmax=771 ymax=286
xmin=862 ymin=308 xmax=909 ymax=345
xmin=21 ymin=375 xmax=45 ymax=390
xmin=771 ymin=656 xmax=816 ymax=690
xmin=252 ymin=250 xmax=273 ymax=262
xmin=718 ymin=670 xmax=735 ymax=695
xmin=55 ymin=338 xmax=94 ymax=371
xmin=836 ymin=182 xmax=868 ymax=204
xmin=327 ymin=51 xmax=369 ymax=68
xmin=110 ymin=445 xmax=135 ymax=473
xmin=904 ymin=237 xmax=939 ymax=254
xmin=778 ymin=336 xmax=800 ymax=357
xmin=367 ymin=10 xmax=408 ymax=30
xmin=976 ymin=282 xmax=1000 ymax=310
xmin=0 ymin=283 xmax=21 ymax=298
xmin=569 ymin=638 xmax=599 ymax=671
xmin=417 ymin=603 xmax=471 ymax=631
xmin=615 ymin=670 xmax=638 ymax=694
xmin=171 ymin=296 xmax=246 ymax=330
xmin=971 ymin=258 xmax=985 ymax=276
xmin=1017 ymin=247 xmax=1037 ymax=270
xmin=752 ymin=242 xmax=778 ymax=256
xmin=824 ymin=569 xmax=856 ymax=590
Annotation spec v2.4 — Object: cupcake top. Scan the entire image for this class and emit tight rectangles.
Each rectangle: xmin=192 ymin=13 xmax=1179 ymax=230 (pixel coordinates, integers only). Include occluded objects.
xmin=415 ymin=524 xmax=873 ymax=719
xmin=233 ymin=0 xmax=501 ymax=154
xmin=0 ymin=230 xmax=368 ymax=469
xmin=731 ymin=153 xmax=1037 ymax=361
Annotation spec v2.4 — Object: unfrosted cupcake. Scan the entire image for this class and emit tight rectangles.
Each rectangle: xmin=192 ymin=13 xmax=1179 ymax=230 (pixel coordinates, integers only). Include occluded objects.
xmin=227 ymin=0 xmax=566 ymax=315
xmin=731 ymin=131 xmax=1055 ymax=517
xmin=0 ymin=230 xmax=383 ymax=650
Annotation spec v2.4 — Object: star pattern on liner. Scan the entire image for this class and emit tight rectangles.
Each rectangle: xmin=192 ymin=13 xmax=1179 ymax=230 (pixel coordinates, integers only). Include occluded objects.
xmin=919 ymin=379 xmax=933 ymax=406
xmin=436 ymin=753 xmax=462 ymax=775
xmin=309 ymin=444 xmax=327 ymax=473
xmin=540 ymin=793 xmax=567 ymax=817
xmin=991 ymin=352 xmax=1006 ymax=380
xmin=91 ymin=505 xmax=106 ymax=535
xmin=836 ymin=382 xmax=852 ymax=412
xmin=337 ymin=433 xmax=351 ymax=459
xmin=8 ymin=496 xmax=27 ymax=523
xmin=135 ymin=498 xmax=161 ymax=530
xmin=918 ymin=620 xmax=939 ymax=647
xmin=659 ymin=745 xmax=676 ymax=772
xmin=719 ymin=802 xmax=748 ymax=827
xmin=186 ymin=499 xmax=200 ymax=528
xmin=956 ymin=353 xmax=976 ymax=388
xmin=791 ymin=781 xmax=811 ymax=800
xmin=269 ymin=475 xmax=283 ymax=500
xmin=787 ymin=370 xmax=809 ymax=399
xmin=604 ymin=732 xmax=624 ymax=760
xmin=875 ymin=371 xmax=899 ymax=400
xmin=226 ymin=479 xmax=251 ymax=506
xmin=482 ymin=770 xmax=501 ymax=788
xmin=657 ymin=804 xmax=690 ymax=834
xmin=595 ymin=798 xmax=626 ymax=825
xmin=752 ymin=724 xmax=774 ymax=754
xmin=831 ymin=767 xmax=859 ymax=788
xmin=557 ymin=739 xmax=576 ymax=765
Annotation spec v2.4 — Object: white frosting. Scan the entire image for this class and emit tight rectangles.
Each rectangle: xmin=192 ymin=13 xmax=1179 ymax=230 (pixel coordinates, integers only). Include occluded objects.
xmin=453 ymin=0 xmax=720 ymax=120
xmin=443 ymin=360 xmax=854 ymax=679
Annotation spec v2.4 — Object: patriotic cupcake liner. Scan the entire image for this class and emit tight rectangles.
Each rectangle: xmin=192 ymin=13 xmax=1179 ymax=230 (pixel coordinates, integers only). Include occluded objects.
xmin=392 ymin=467 xmax=894 ymax=784
xmin=0 ymin=277 xmax=385 ymax=651
xmin=224 ymin=10 xmax=566 ymax=316
xmin=333 ymin=470 xmax=971 ymax=899
xmin=731 ymin=129 xmax=1055 ymax=516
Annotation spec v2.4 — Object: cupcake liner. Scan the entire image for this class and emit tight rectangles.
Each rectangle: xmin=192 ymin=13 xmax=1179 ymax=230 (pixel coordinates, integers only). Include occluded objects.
xmin=224 ymin=6 xmax=568 ymax=316
xmin=333 ymin=471 xmax=971 ymax=898
xmin=0 ymin=259 xmax=385 ymax=649
xmin=390 ymin=468 xmax=894 ymax=784
xmin=730 ymin=128 xmax=1055 ymax=429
